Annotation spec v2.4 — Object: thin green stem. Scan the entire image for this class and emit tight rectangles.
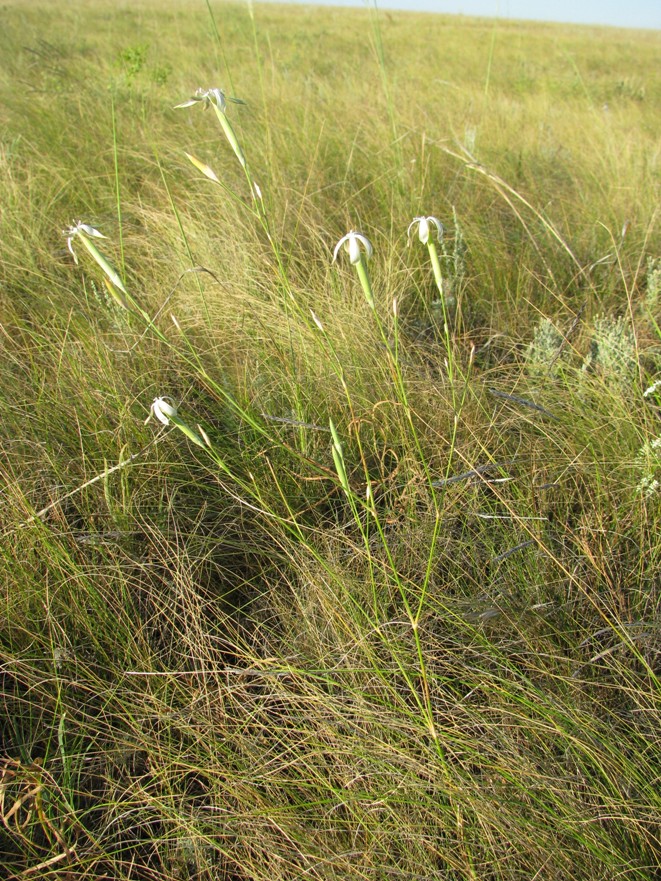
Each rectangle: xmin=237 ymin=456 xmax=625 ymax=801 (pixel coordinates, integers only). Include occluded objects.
xmin=110 ymin=96 xmax=124 ymax=275
xmin=355 ymin=256 xmax=375 ymax=309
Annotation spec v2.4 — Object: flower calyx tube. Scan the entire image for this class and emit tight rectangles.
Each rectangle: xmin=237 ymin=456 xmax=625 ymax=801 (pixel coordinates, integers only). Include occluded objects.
xmin=333 ymin=231 xmax=375 ymax=308
xmin=408 ymin=214 xmax=457 ymax=394
xmin=408 ymin=214 xmax=445 ymax=301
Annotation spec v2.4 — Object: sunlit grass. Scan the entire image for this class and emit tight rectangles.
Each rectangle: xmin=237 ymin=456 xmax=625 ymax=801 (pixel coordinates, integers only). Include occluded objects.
xmin=0 ymin=1 xmax=660 ymax=878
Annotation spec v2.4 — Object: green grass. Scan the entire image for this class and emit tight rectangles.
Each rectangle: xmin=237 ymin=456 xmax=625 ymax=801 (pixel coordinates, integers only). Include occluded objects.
xmin=1 ymin=1 xmax=660 ymax=878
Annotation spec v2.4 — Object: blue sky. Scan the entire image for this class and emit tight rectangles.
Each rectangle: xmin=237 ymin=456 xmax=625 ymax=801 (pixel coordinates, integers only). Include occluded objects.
xmin=257 ymin=0 xmax=660 ymax=30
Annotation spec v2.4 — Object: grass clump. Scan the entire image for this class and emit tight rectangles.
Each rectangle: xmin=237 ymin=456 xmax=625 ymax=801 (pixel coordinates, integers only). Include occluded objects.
xmin=0 ymin=1 xmax=660 ymax=879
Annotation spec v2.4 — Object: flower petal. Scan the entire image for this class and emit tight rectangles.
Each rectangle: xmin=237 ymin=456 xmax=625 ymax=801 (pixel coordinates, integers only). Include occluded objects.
xmin=333 ymin=231 xmax=373 ymax=265
xmin=353 ymin=232 xmax=373 ymax=261
xmin=78 ymin=223 xmax=106 ymax=239
xmin=348 ymin=234 xmax=361 ymax=265
xmin=332 ymin=233 xmax=350 ymax=263
xmin=407 ymin=218 xmax=421 ymax=245
xmin=427 ymin=216 xmax=444 ymax=240
xmin=67 ymin=237 xmax=78 ymax=264
xmin=209 ymin=88 xmax=227 ymax=113
xmin=151 ymin=397 xmax=178 ymax=426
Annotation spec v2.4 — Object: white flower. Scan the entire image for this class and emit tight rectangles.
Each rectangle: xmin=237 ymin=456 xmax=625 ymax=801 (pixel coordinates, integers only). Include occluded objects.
xmin=332 ymin=231 xmax=373 ymax=265
xmin=643 ymin=380 xmax=661 ymax=399
xmin=148 ymin=397 xmax=178 ymax=426
xmin=145 ymin=397 xmax=208 ymax=448
xmin=64 ymin=221 xmax=106 ymax=264
xmin=175 ymin=88 xmax=245 ymax=114
xmin=407 ymin=216 xmax=444 ymax=246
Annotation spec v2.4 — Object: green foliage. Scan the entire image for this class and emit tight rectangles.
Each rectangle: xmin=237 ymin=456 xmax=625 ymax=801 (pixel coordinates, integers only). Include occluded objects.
xmin=0 ymin=1 xmax=660 ymax=879
xmin=116 ymin=42 xmax=149 ymax=83
xmin=151 ymin=62 xmax=172 ymax=87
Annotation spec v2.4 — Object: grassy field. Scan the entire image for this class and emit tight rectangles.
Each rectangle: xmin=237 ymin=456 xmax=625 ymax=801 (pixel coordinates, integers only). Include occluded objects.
xmin=1 ymin=0 xmax=660 ymax=878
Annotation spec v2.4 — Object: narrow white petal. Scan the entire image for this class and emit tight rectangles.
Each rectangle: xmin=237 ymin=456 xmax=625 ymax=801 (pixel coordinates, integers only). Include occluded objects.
xmin=428 ymin=216 xmax=444 ymax=240
xmin=310 ymin=310 xmax=325 ymax=332
xmin=354 ymin=233 xmax=373 ymax=260
xmin=407 ymin=219 xmax=420 ymax=244
xmin=151 ymin=397 xmax=178 ymax=426
xmin=67 ymin=236 xmax=79 ymax=264
xmin=210 ymin=88 xmax=227 ymax=112
xmin=333 ymin=234 xmax=350 ymax=262
xmin=79 ymin=224 xmax=106 ymax=239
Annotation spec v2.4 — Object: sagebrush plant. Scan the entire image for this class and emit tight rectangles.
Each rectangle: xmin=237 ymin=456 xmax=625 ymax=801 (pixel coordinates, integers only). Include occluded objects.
xmin=1 ymin=2 xmax=660 ymax=880
xmin=525 ymin=316 xmax=565 ymax=377
xmin=635 ymin=435 xmax=661 ymax=497
xmin=582 ymin=313 xmax=639 ymax=391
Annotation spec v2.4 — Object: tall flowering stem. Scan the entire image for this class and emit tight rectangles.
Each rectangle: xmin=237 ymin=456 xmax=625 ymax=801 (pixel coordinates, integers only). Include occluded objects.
xmin=408 ymin=216 xmax=456 ymax=397
xmin=176 ymin=88 xmax=299 ymax=308
xmin=175 ymin=88 xmax=247 ymax=168
xmin=65 ymin=223 xmax=126 ymax=294
xmin=407 ymin=215 xmax=445 ymax=305
xmin=333 ymin=231 xmax=375 ymax=309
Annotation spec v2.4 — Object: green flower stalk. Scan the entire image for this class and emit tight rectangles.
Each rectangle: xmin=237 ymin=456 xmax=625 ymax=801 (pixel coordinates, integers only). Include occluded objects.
xmin=407 ymin=215 xmax=445 ymax=301
xmin=65 ymin=221 xmax=155 ymax=320
xmin=146 ymin=396 xmax=207 ymax=449
xmin=65 ymin=222 xmax=126 ymax=294
xmin=175 ymin=87 xmax=247 ymax=169
xmin=176 ymin=88 xmax=292 ymax=302
xmin=408 ymin=215 xmax=457 ymax=400
xmin=333 ymin=231 xmax=375 ymax=309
